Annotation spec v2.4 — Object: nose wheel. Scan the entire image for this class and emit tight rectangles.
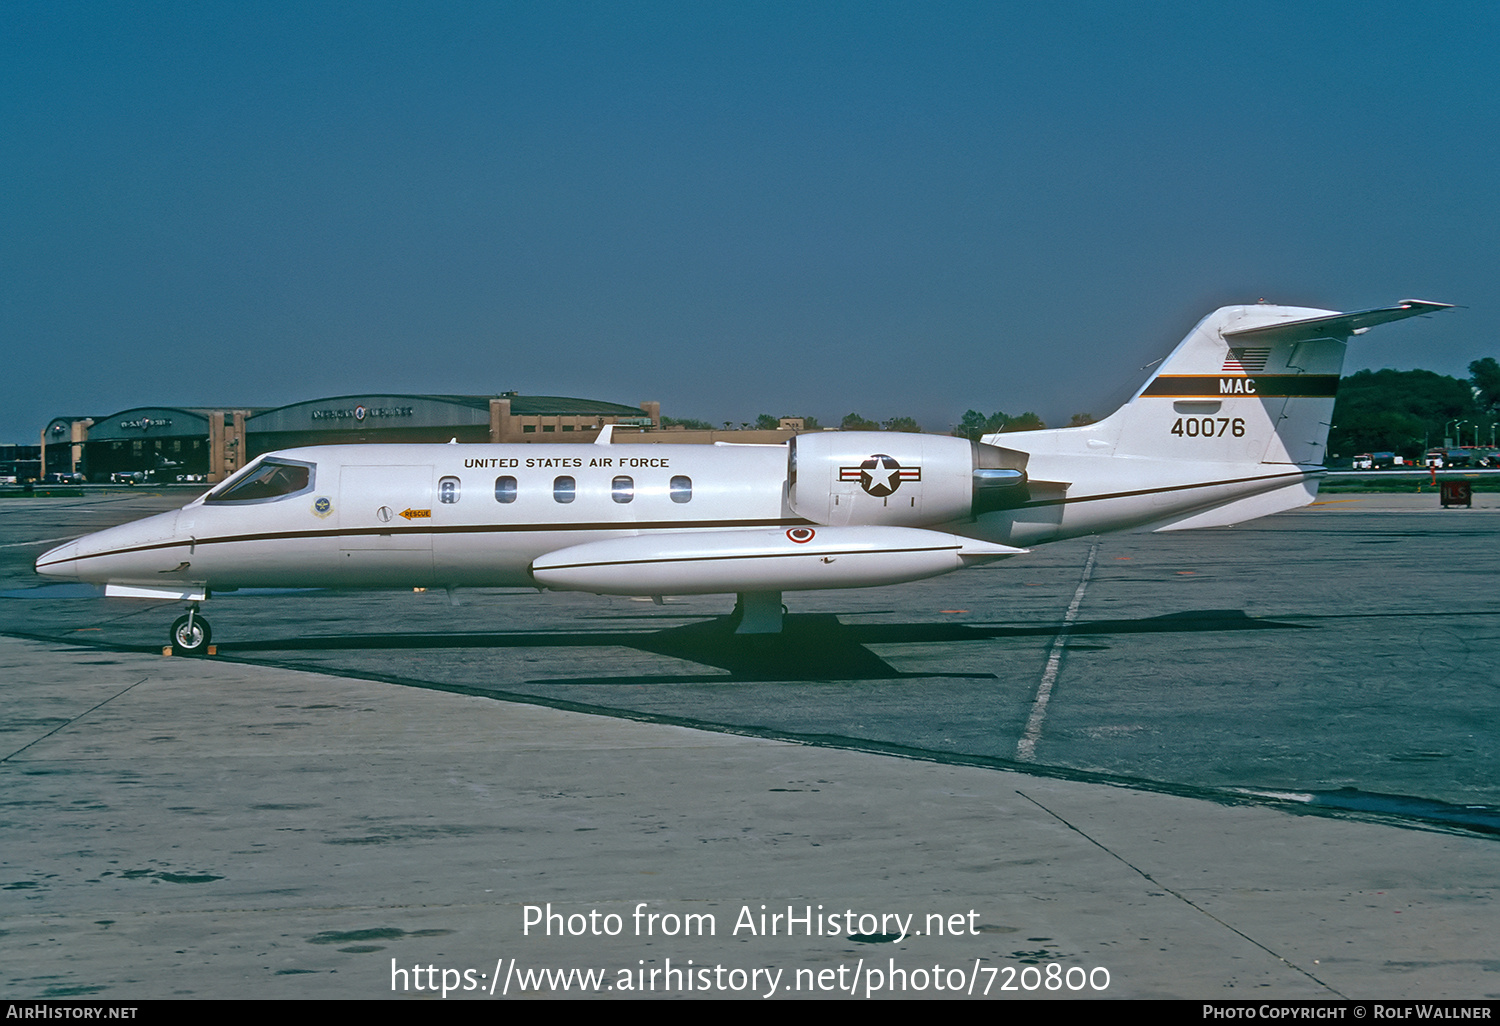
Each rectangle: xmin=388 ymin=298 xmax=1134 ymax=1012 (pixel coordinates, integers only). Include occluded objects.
xmin=170 ymin=610 xmax=212 ymax=655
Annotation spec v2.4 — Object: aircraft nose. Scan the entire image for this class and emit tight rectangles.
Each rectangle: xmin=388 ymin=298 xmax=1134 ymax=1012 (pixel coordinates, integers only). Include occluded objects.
xmin=34 ymin=511 xmax=183 ymax=585
xmin=35 ymin=540 xmax=81 ymax=579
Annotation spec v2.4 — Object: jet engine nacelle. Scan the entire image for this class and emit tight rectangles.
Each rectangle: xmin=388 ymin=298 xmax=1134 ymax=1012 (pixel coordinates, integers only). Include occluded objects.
xmin=788 ymin=432 xmax=1027 ymax=527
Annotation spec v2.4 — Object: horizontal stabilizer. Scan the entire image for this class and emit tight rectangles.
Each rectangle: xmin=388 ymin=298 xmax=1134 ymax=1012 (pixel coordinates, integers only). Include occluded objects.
xmin=1222 ymin=300 xmax=1453 ymax=345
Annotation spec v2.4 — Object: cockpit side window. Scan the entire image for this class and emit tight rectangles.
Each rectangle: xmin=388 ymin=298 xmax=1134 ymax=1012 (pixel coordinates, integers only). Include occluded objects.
xmin=204 ymin=458 xmax=315 ymax=504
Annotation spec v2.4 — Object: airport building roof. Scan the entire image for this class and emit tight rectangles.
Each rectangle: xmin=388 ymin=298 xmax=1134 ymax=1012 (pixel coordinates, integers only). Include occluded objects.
xmin=40 ymin=393 xmax=662 ymax=481
xmin=245 ymin=394 xmax=648 ymax=434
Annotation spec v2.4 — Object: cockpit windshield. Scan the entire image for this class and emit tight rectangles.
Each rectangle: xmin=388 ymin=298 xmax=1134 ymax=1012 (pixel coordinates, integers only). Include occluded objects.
xmin=204 ymin=457 xmax=315 ymax=504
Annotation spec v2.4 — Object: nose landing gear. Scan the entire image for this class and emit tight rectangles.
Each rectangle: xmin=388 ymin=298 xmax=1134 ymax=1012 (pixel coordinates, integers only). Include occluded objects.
xmin=170 ymin=606 xmax=212 ymax=655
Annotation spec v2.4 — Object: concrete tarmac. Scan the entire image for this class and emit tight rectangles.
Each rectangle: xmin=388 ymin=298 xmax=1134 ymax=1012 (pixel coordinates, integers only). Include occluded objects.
xmin=3 ymin=635 xmax=1498 ymax=1001
xmin=2 ymin=489 xmax=1498 ymax=1000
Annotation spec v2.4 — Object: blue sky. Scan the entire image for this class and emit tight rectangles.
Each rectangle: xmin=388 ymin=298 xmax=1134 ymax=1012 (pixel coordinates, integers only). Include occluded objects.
xmin=3 ymin=1 xmax=1495 ymax=441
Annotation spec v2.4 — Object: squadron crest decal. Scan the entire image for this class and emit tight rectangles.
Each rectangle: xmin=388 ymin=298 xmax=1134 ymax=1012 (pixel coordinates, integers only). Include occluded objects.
xmin=312 ymin=496 xmax=333 ymax=518
xmin=840 ymin=454 xmax=921 ymax=497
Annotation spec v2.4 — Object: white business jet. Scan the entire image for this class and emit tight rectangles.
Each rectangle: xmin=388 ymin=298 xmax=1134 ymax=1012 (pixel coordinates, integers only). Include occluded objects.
xmin=36 ymin=299 xmax=1449 ymax=653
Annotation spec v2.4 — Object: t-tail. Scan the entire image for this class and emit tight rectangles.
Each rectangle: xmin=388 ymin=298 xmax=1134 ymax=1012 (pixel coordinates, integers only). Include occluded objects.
xmin=974 ymin=300 xmax=1452 ymax=546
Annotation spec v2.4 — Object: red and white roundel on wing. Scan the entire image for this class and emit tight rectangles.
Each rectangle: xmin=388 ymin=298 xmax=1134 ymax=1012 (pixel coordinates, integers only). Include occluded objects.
xmin=786 ymin=527 xmax=816 ymax=544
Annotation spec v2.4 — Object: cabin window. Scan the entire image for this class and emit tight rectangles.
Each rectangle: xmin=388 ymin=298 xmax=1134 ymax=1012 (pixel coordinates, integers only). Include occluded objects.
xmin=553 ymin=476 xmax=575 ymax=503
xmin=439 ymin=476 xmax=461 ymax=504
xmin=612 ymin=476 xmax=634 ymax=503
xmin=204 ymin=457 xmax=315 ymax=505
xmin=494 ymin=476 xmax=517 ymax=503
xmin=670 ymin=475 xmax=692 ymax=503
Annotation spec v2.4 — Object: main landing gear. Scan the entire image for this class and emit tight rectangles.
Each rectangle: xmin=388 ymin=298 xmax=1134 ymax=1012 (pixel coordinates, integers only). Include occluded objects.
xmin=731 ymin=591 xmax=786 ymax=634
xmin=170 ymin=605 xmax=212 ymax=655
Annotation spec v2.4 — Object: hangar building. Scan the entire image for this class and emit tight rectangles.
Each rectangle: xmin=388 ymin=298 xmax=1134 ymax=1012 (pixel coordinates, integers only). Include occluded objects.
xmin=41 ymin=394 xmax=660 ymax=483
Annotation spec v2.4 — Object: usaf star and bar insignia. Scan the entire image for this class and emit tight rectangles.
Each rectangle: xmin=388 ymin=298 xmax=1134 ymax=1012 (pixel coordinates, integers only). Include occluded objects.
xmin=840 ymin=454 xmax=921 ymax=497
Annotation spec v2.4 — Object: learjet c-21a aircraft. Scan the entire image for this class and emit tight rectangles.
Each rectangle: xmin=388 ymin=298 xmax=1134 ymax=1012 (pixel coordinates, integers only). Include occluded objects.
xmin=37 ymin=299 xmax=1450 ymax=653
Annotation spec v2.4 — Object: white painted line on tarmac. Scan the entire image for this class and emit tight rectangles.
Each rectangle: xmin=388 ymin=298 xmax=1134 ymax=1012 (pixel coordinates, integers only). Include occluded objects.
xmin=0 ymin=535 xmax=80 ymax=549
xmin=1016 ymin=541 xmax=1098 ymax=763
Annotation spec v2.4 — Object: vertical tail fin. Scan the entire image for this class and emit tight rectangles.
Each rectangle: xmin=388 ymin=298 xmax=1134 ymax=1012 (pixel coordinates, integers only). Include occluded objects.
xmin=1109 ymin=300 xmax=1452 ymax=466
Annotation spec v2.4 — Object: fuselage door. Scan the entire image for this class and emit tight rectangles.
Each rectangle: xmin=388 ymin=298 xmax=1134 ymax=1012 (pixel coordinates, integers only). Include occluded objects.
xmin=336 ymin=464 xmax=435 ymax=583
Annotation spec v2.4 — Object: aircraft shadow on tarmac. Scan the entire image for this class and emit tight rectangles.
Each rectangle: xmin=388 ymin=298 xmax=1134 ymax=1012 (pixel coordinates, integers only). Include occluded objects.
xmin=212 ymin=607 xmax=1312 ymax=684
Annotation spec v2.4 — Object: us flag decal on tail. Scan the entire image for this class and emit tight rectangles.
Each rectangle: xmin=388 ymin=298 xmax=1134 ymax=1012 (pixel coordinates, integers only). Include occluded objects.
xmin=1222 ymin=347 xmax=1271 ymax=373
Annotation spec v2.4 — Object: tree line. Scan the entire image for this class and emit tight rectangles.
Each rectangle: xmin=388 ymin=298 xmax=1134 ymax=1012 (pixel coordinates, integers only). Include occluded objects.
xmin=660 ymin=357 xmax=1500 ymax=454
xmin=663 ymin=411 xmax=1061 ymax=435
xmin=1329 ymin=358 xmax=1499 ymax=456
